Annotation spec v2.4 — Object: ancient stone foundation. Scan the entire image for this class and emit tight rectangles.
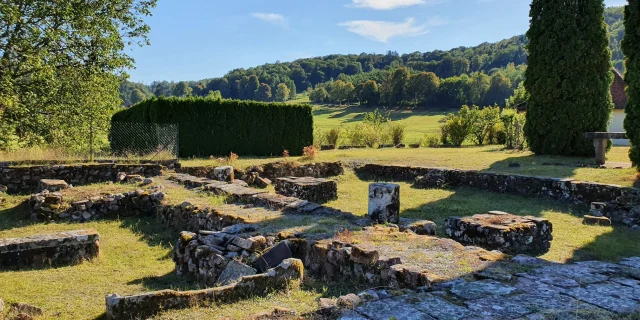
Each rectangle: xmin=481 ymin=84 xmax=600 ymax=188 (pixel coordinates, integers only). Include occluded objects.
xmin=357 ymin=164 xmax=640 ymax=206
xmin=177 ymin=161 xmax=344 ymax=181
xmin=368 ymin=183 xmax=400 ymax=224
xmin=445 ymin=211 xmax=553 ymax=254
xmin=105 ymin=258 xmax=304 ymax=319
xmin=0 ymin=229 xmax=100 ymax=268
xmin=274 ymin=177 xmax=338 ymax=203
xmin=1 ymin=164 xmax=162 ymax=194
xmin=30 ymin=189 xmax=165 ymax=222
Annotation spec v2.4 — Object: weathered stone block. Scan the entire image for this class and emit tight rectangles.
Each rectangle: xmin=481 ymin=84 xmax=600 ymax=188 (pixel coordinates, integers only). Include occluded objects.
xmin=445 ymin=211 xmax=552 ymax=254
xmin=38 ymin=179 xmax=69 ymax=192
xmin=0 ymin=229 xmax=100 ymax=268
xmin=368 ymin=183 xmax=400 ymax=224
xmin=406 ymin=220 xmax=437 ymax=236
xmin=275 ymin=177 xmax=337 ymax=204
xmin=214 ymin=166 xmax=234 ymax=182
xmin=583 ymin=215 xmax=612 ymax=226
xmin=215 ymin=260 xmax=257 ymax=286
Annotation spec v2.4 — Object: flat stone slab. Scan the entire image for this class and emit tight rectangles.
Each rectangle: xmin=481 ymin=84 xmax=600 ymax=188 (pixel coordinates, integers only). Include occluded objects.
xmin=445 ymin=211 xmax=553 ymax=254
xmin=0 ymin=229 xmax=100 ymax=268
xmin=215 ymin=260 xmax=257 ymax=286
xmin=275 ymin=176 xmax=337 ymax=204
xmin=341 ymin=256 xmax=640 ymax=319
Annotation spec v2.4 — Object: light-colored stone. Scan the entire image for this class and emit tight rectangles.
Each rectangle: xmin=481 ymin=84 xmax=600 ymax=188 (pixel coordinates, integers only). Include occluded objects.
xmin=214 ymin=260 xmax=257 ymax=286
xmin=38 ymin=179 xmax=69 ymax=192
xmin=368 ymin=183 xmax=400 ymax=224
xmin=337 ymin=293 xmax=362 ymax=308
xmin=214 ymin=166 xmax=234 ymax=182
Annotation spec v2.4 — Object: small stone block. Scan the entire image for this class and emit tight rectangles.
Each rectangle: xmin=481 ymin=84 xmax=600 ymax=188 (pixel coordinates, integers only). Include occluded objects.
xmin=214 ymin=166 xmax=234 ymax=182
xmin=38 ymin=179 xmax=69 ymax=192
xmin=583 ymin=215 xmax=612 ymax=226
xmin=274 ymin=177 xmax=337 ymax=204
xmin=368 ymin=183 xmax=400 ymax=224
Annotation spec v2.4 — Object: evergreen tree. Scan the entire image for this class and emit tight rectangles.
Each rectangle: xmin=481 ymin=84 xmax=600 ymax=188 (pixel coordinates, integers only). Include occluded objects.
xmin=623 ymin=0 xmax=640 ymax=168
xmin=524 ymin=0 xmax=613 ymax=156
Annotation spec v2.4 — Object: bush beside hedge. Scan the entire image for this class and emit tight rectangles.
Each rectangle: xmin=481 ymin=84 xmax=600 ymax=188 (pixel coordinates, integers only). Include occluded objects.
xmin=111 ymin=97 xmax=313 ymax=157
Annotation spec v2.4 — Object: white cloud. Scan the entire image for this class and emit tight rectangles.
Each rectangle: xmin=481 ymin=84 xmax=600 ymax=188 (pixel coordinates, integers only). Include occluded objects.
xmin=350 ymin=0 xmax=443 ymax=10
xmin=252 ymin=13 xmax=287 ymax=26
xmin=339 ymin=17 xmax=429 ymax=43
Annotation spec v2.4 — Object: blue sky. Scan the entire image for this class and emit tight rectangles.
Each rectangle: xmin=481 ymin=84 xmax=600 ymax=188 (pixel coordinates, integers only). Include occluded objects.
xmin=127 ymin=0 xmax=627 ymax=83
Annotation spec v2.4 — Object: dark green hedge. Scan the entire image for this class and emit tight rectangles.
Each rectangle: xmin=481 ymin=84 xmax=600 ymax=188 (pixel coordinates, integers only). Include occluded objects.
xmin=110 ymin=97 xmax=313 ymax=157
xmin=623 ymin=1 xmax=640 ymax=169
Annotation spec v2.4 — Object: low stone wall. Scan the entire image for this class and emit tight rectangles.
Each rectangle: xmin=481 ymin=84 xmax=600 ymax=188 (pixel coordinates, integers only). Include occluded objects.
xmin=0 ymin=159 xmax=177 ymax=168
xmin=286 ymin=226 xmax=506 ymax=289
xmin=1 ymin=164 xmax=162 ymax=194
xmin=29 ymin=189 xmax=165 ymax=222
xmin=0 ymin=229 xmax=100 ymax=268
xmin=357 ymin=164 xmax=640 ymax=205
xmin=105 ymin=258 xmax=304 ymax=319
xmin=177 ymin=161 xmax=344 ymax=181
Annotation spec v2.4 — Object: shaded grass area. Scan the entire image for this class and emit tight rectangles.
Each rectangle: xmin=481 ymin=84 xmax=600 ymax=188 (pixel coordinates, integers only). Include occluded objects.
xmin=181 ymin=146 xmax=638 ymax=187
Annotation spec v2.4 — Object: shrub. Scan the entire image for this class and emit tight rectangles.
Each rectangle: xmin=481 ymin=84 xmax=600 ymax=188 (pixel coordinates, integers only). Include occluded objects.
xmin=440 ymin=105 xmax=475 ymax=147
xmin=111 ymin=97 xmax=313 ymax=157
xmin=423 ymin=134 xmax=440 ymax=148
xmin=345 ymin=125 xmax=365 ymax=146
xmin=388 ymin=123 xmax=406 ymax=146
xmin=501 ymin=108 xmax=526 ymax=150
xmin=470 ymin=105 xmax=500 ymax=146
xmin=302 ymin=145 xmax=318 ymax=159
xmin=282 ymin=149 xmax=290 ymax=158
xmin=324 ymin=128 xmax=341 ymax=147
xmin=362 ymin=125 xmax=381 ymax=147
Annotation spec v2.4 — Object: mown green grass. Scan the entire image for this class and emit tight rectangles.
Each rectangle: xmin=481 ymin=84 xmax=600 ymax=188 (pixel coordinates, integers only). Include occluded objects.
xmin=182 ymin=146 xmax=638 ymax=187
xmin=313 ymin=105 xmax=448 ymax=144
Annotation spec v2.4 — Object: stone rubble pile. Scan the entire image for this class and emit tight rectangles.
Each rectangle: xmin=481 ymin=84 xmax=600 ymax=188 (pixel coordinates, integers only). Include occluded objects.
xmin=174 ymin=229 xmax=271 ymax=286
xmin=590 ymin=198 xmax=640 ymax=229
xmin=445 ymin=211 xmax=553 ymax=254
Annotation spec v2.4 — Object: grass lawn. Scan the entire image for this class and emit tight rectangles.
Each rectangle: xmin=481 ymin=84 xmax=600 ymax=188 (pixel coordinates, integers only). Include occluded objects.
xmin=182 ymin=146 xmax=639 ymax=187
xmin=313 ymin=105 xmax=448 ymax=143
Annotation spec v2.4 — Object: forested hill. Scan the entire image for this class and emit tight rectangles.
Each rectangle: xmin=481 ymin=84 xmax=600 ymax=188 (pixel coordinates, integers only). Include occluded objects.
xmin=121 ymin=6 xmax=625 ymax=107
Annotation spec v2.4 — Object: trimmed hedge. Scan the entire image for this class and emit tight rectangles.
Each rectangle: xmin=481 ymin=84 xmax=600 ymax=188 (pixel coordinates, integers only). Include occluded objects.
xmin=111 ymin=97 xmax=313 ymax=157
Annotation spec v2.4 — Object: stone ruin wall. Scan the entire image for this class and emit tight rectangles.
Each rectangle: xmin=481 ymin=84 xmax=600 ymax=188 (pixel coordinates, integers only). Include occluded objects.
xmin=357 ymin=164 xmax=640 ymax=205
xmin=1 ymin=164 xmax=162 ymax=194
xmin=176 ymin=161 xmax=344 ymax=181
xmin=0 ymin=229 xmax=100 ymax=269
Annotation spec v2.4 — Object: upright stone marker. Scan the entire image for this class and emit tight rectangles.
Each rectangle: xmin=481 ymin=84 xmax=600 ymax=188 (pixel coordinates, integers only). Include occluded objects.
xmin=368 ymin=183 xmax=400 ymax=224
xmin=213 ymin=166 xmax=234 ymax=182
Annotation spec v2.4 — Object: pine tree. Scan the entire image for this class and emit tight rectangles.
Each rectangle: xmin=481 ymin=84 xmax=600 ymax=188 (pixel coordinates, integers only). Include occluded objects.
xmin=623 ymin=0 xmax=640 ymax=169
xmin=524 ymin=0 xmax=613 ymax=156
